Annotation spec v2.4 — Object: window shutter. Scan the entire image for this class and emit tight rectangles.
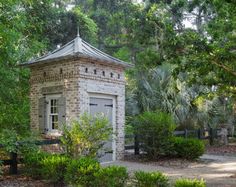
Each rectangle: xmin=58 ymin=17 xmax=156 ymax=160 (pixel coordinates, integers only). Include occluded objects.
xmin=58 ymin=96 xmax=66 ymax=129
xmin=38 ymin=97 xmax=46 ymax=133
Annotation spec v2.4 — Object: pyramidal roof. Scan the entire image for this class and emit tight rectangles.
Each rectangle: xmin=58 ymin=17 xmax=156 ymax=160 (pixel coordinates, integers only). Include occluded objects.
xmin=22 ymin=36 xmax=132 ymax=68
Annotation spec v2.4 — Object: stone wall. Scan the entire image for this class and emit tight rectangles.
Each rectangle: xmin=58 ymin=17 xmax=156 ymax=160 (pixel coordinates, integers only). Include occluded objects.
xmin=29 ymin=58 xmax=126 ymax=160
xmin=29 ymin=60 xmax=79 ymax=130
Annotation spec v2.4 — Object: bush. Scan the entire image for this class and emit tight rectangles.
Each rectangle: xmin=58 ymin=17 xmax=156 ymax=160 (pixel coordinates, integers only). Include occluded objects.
xmin=172 ymin=137 xmax=205 ymax=160
xmin=65 ymin=157 xmax=100 ymax=186
xmin=23 ymin=151 xmax=50 ymax=178
xmin=23 ymin=150 xmax=69 ymax=183
xmin=40 ymin=154 xmax=69 ymax=184
xmin=134 ymin=171 xmax=169 ymax=187
xmin=95 ymin=166 xmax=128 ymax=187
xmin=60 ymin=113 xmax=112 ymax=158
xmin=135 ymin=111 xmax=176 ymax=159
xmin=174 ymin=178 xmax=206 ymax=187
xmin=0 ymin=129 xmax=38 ymax=155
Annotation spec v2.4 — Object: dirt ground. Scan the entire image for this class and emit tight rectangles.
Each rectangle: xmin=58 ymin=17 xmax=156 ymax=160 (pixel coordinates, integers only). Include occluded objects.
xmin=103 ymin=154 xmax=236 ymax=187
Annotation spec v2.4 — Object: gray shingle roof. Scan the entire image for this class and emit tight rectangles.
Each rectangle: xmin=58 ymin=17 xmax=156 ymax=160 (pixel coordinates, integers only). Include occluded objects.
xmin=22 ymin=36 xmax=132 ymax=68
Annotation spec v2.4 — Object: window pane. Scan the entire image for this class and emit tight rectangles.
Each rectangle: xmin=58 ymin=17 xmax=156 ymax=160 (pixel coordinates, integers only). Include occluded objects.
xmin=49 ymin=98 xmax=59 ymax=130
xmin=54 ymin=99 xmax=58 ymax=106
xmin=51 ymin=99 xmax=54 ymax=106
xmin=51 ymin=115 xmax=58 ymax=130
xmin=54 ymin=106 xmax=58 ymax=113
xmin=54 ymin=122 xmax=58 ymax=129
xmin=50 ymin=99 xmax=58 ymax=114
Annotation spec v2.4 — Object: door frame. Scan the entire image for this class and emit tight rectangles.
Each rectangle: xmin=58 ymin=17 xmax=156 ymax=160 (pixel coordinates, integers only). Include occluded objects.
xmin=88 ymin=93 xmax=116 ymax=162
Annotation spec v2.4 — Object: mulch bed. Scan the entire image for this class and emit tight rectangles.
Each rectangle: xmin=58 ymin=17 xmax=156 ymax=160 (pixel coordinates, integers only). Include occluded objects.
xmin=206 ymin=144 xmax=236 ymax=156
xmin=123 ymin=144 xmax=236 ymax=169
xmin=0 ymin=166 xmax=52 ymax=187
xmin=124 ymin=153 xmax=209 ymax=169
xmin=0 ymin=175 xmax=52 ymax=187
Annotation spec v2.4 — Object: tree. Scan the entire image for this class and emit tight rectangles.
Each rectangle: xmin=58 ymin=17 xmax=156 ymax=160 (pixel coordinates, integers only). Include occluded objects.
xmin=0 ymin=0 xmax=98 ymax=136
xmin=0 ymin=0 xmax=47 ymax=135
xmin=175 ymin=0 xmax=236 ymax=88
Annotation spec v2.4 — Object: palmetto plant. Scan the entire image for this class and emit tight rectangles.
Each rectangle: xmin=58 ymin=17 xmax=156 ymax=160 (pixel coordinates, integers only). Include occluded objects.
xmin=126 ymin=64 xmax=193 ymax=125
xmin=126 ymin=63 xmax=235 ymax=129
xmin=194 ymin=96 xmax=235 ymax=128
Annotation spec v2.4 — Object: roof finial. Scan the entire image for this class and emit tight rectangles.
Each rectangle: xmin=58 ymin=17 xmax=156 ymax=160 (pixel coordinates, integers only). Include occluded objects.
xmin=77 ymin=25 xmax=80 ymax=37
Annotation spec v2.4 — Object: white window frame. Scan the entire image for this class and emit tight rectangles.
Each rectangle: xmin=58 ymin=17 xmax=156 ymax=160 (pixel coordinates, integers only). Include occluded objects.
xmin=88 ymin=93 xmax=116 ymax=162
xmin=45 ymin=94 xmax=61 ymax=135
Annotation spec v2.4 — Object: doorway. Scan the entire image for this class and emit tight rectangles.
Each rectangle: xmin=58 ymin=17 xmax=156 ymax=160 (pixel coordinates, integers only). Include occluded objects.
xmin=89 ymin=96 xmax=115 ymax=162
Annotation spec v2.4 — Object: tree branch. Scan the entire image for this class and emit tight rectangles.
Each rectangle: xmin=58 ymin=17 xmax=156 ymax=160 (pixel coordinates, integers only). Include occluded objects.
xmin=210 ymin=60 xmax=236 ymax=77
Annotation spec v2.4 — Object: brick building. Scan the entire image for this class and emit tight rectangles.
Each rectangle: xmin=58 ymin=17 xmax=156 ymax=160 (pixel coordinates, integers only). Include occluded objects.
xmin=22 ymin=34 xmax=132 ymax=162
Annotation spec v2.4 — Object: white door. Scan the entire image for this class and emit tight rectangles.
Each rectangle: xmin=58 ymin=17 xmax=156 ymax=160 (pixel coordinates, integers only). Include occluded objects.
xmin=89 ymin=97 xmax=114 ymax=162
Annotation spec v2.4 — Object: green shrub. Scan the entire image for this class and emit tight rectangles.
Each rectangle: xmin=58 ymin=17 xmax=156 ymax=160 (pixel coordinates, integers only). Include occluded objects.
xmin=172 ymin=137 xmax=205 ymax=160
xmin=61 ymin=113 xmax=112 ymax=158
xmin=174 ymin=178 xmax=206 ymax=187
xmin=40 ymin=154 xmax=69 ymax=184
xmin=95 ymin=166 xmax=128 ymax=187
xmin=135 ymin=111 xmax=176 ymax=159
xmin=23 ymin=151 xmax=50 ymax=178
xmin=0 ymin=129 xmax=38 ymax=155
xmin=134 ymin=171 xmax=169 ymax=187
xmin=65 ymin=157 xmax=100 ymax=186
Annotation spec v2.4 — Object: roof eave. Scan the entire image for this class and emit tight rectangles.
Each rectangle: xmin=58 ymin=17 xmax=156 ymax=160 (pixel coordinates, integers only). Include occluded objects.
xmin=20 ymin=53 xmax=134 ymax=69
xmin=78 ymin=53 xmax=134 ymax=68
xmin=19 ymin=54 xmax=75 ymax=67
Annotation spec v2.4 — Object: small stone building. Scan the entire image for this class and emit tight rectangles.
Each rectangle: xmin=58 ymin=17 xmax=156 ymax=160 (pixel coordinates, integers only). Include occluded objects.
xmin=22 ymin=34 xmax=132 ymax=161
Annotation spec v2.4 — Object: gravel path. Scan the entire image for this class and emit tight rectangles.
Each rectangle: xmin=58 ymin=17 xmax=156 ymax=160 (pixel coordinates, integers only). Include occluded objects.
xmin=103 ymin=154 xmax=236 ymax=187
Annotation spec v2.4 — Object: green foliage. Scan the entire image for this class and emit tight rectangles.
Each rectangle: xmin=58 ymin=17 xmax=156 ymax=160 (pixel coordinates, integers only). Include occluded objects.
xmin=40 ymin=154 xmax=69 ymax=184
xmin=114 ymin=47 xmax=131 ymax=62
xmin=0 ymin=1 xmax=98 ymax=138
xmin=23 ymin=151 xmax=69 ymax=183
xmin=95 ymin=166 xmax=128 ymax=187
xmin=0 ymin=129 xmax=18 ymax=153
xmin=23 ymin=151 xmax=50 ymax=178
xmin=172 ymin=137 xmax=205 ymax=160
xmin=0 ymin=129 xmax=38 ymax=158
xmin=65 ymin=157 xmax=100 ymax=187
xmin=174 ymin=178 xmax=206 ymax=187
xmin=73 ymin=7 xmax=98 ymax=44
xmin=134 ymin=171 xmax=169 ymax=187
xmin=60 ymin=113 xmax=112 ymax=158
xmin=0 ymin=1 xmax=46 ymax=135
xmin=126 ymin=64 xmax=200 ymax=128
xmin=135 ymin=111 xmax=176 ymax=158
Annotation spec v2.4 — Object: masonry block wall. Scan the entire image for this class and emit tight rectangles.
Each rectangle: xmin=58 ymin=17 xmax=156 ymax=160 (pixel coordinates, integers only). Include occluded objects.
xmin=29 ymin=58 xmax=125 ymax=160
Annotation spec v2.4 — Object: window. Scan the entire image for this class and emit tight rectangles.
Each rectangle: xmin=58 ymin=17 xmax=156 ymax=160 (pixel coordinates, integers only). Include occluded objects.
xmin=50 ymin=99 xmax=59 ymax=130
xmin=46 ymin=95 xmax=61 ymax=133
